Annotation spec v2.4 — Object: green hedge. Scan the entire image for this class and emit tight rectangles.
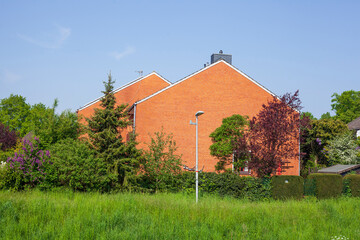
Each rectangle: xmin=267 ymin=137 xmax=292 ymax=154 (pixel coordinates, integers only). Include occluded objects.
xmin=131 ymin=172 xmax=271 ymax=201
xmin=307 ymin=173 xmax=343 ymax=199
xmin=343 ymin=174 xmax=360 ymax=197
xmin=271 ymin=175 xmax=304 ymax=200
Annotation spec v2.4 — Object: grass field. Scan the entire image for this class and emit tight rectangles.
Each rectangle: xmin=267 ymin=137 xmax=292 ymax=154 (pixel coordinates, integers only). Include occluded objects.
xmin=0 ymin=191 xmax=359 ymax=240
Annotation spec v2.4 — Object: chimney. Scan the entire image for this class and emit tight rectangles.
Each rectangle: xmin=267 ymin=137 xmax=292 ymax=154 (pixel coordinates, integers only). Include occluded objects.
xmin=210 ymin=50 xmax=232 ymax=65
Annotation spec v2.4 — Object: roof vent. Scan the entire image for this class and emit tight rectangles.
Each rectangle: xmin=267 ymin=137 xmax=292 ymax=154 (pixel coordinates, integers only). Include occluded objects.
xmin=211 ymin=50 xmax=232 ymax=64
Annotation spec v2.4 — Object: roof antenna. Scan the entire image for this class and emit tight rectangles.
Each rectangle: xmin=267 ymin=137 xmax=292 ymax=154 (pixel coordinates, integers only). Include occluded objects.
xmin=135 ymin=70 xmax=143 ymax=77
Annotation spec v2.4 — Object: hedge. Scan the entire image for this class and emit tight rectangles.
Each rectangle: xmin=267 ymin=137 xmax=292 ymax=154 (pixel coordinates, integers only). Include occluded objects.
xmin=343 ymin=174 xmax=360 ymax=197
xmin=271 ymin=175 xmax=304 ymax=200
xmin=307 ymin=173 xmax=343 ymax=199
xmin=131 ymin=172 xmax=271 ymax=201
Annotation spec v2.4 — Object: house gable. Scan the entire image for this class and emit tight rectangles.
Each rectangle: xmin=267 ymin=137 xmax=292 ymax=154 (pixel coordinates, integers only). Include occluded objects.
xmin=136 ymin=60 xmax=277 ymax=105
xmin=77 ymin=72 xmax=170 ymax=122
xmin=133 ymin=61 xmax=299 ymax=174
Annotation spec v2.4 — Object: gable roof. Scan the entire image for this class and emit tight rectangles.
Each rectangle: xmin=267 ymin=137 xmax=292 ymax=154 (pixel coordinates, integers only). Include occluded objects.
xmin=348 ymin=116 xmax=360 ymax=130
xmin=135 ymin=60 xmax=278 ymax=105
xmin=78 ymin=72 xmax=171 ymax=111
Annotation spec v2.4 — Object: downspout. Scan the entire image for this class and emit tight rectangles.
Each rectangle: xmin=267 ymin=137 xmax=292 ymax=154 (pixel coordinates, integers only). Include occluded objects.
xmin=133 ymin=103 xmax=137 ymax=134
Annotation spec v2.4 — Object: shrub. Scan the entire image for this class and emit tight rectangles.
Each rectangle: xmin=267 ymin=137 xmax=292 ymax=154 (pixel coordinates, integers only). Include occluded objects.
xmin=304 ymin=178 xmax=316 ymax=196
xmin=4 ymin=136 xmax=51 ymax=190
xmin=343 ymin=174 xmax=360 ymax=197
xmin=44 ymin=138 xmax=113 ymax=192
xmin=142 ymin=130 xmax=182 ymax=192
xmin=271 ymin=175 xmax=304 ymax=200
xmin=307 ymin=173 xmax=343 ymax=199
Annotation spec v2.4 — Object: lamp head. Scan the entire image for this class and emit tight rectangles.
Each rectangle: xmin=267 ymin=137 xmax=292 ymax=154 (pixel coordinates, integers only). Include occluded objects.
xmin=195 ymin=111 xmax=204 ymax=117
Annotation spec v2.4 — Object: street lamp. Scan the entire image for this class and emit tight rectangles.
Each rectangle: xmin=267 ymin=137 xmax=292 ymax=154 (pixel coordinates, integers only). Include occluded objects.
xmin=190 ymin=111 xmax=204 ymax=203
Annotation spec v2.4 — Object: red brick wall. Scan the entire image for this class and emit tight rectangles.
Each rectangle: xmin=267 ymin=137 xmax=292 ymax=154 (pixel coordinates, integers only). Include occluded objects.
xmin=78 ymin=73 xmax=170 ymax=125
xmin=135 ymin=61 xmax=299 ymax=175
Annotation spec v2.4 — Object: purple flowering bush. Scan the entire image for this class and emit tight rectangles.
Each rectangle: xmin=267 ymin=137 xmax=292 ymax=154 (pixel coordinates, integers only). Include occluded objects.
xmin=2 ymin=136 xmax=52 ymax=190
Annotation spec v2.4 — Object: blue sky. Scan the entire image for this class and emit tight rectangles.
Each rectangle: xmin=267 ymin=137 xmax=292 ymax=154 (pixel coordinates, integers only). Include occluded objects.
xmin=1 ymin=1 xmax=359 ymax=118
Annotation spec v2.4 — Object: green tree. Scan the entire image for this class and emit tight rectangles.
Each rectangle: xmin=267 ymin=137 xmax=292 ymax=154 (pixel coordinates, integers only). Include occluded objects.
xmin=301 ymin=112 xmax=316 ymax=120
xmin=86 ymin=73 xmax=141 ymax=186
xmin=45 ymin=138 xmax=112 ymax=192
xmin=331 ymin=90 xmax=360 ymax=123
xmin=0 ymin=95 xmax=79 ymax=149
xmin=209 ymin=114 xmax=249 ymax=172
xmin=142 ymin=130 xmax=182 ymax=192
xmin=320 ymin=112 xmax=332 ymax=120
xmin=326 ymin=132 xmax=360 ymax=165
xmin=30 ymin=101 xmax=79 ymax=149
xmin=0 ymin=94 xmax=31 ymax=136
xmin=302 ymin=118 xmax=348 ymax=168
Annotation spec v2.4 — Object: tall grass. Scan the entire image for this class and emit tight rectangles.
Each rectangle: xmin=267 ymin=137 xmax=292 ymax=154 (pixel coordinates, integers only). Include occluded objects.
xmin=0 ymin=191 xmax=359 ymax=239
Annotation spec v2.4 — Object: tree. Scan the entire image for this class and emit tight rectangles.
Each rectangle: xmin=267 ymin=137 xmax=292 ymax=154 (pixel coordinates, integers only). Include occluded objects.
xmin=320 ymin=112 xmax=332 ymax=120
xmin=0 ymin=123 xmax=18 ymax=151
xmin=303 ymin=118 xmax=348 ymax=166
xmin=209 ymin=114 xmax=249 ymax=172
xmin=30 ymin=101 xmax=79 ymax=149
xmin=301 ymin=112 xmax=316 ymax=120
xmin=0 ymin=95 xmax=79 ymax=148
xmin=142 ymin=130 xmax=182 ymax=192
xmin=331 ymin=90 xmax=360 ymax=123
xmin=248 ymin=91 xmax=307 ymax=178
xmin=0 ymin=94 xmax=31 ymax=137
xmin=326 ymin=132 xmax=360 ymax=165
xmin=46 ymin=138 xmax=112 ymax=192
xmin=86 ymin=73 xmax=141 ymax=186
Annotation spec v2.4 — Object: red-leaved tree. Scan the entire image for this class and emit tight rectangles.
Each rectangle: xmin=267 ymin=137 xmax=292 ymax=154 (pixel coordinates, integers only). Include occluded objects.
xmin=248 ymin=90 xmax=308 ymax=177
xmin=0 ymin=122 xmax=18 ymax=151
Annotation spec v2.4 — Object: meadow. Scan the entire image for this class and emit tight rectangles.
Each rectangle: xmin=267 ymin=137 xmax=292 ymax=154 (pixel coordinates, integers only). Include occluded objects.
xmin=0 ymin=191 xmax=359 ymax=240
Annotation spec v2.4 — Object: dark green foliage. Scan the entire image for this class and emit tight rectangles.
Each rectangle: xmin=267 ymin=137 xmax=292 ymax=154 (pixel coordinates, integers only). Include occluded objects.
xmin=308 ymin=173 xmax=343 ymax=199
xmin=209 ymin=114 xmax=249 ymax=171
xmin=271 ymin=175 xmax=304 ymax=200
xmin=304 ymin=178 xmax=316 ymax=196
xmin=43 ymin=139 xmax=113 ymax=192
xmin=301 ymin=118 xmax=349 ymax=175
xmin=133 ymin=172 xmax=271 ymax=201
xmin=343 ymin=174 xmax=360 ymax=197
xmin=86 ymin=73 xmax=141 ymax=186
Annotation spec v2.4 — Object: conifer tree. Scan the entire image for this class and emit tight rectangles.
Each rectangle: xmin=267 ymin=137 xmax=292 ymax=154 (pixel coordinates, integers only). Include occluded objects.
xmin=87 ymin=73 xmax=141 ymax=186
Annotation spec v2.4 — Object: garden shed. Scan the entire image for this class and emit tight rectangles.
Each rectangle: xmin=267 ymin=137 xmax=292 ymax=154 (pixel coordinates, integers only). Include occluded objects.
xmin=317 ymin=164 xmax=360 ymax=176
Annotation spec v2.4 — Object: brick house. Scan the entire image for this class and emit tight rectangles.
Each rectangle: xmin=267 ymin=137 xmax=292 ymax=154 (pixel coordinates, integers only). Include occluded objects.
xmin=78 ymin=52 xmax=300 ymax=175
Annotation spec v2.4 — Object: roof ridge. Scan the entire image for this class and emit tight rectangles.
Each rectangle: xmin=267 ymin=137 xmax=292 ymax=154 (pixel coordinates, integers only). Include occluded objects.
xmin=77 ymin=72 xmax=169 ymax=111
xmin=135 ymin=60 xmax=279 ymax=105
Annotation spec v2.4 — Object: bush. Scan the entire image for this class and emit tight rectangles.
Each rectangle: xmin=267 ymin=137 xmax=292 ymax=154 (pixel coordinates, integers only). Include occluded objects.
xmin=271 ymin=175 xmax=304 ymax=200
xmin=3 ymin=136 xmax=51 ymax=190
xmin=307 ymin=173 xmax=343 ymax=199
xmin=304 ymin=178 xmax=316 ymax=196
xmin=43 ymin=139 xmax=113 ymax=192
xmin=142 ymin=130 xmax=182 ymax=193
xmin=343 ymin=174 xmax=360 ymax=197
xmin=133 ymin=171 xmax=271 ymax=200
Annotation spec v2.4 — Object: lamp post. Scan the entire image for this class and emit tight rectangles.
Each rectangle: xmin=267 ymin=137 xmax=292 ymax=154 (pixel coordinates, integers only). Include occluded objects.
xmin=190 ymin=111 xmax=204 ymax=203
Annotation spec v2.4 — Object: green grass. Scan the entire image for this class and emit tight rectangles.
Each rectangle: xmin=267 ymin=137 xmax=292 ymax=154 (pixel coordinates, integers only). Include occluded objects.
xmin=0 ymin=191 xmax=359 ymax=239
